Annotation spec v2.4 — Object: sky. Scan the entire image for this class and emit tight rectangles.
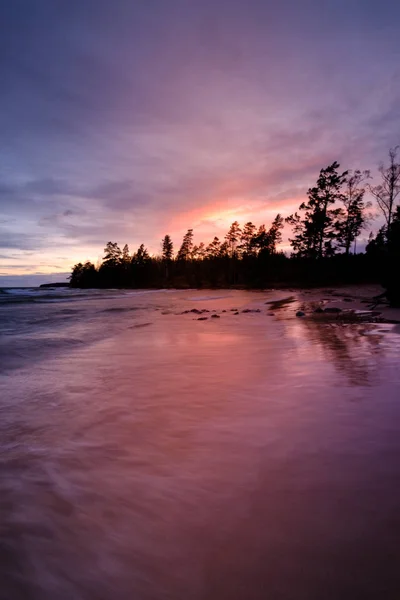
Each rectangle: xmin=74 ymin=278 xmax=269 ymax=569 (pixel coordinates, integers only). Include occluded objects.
xmin=1 ymin=0 xmax=400 ymax=285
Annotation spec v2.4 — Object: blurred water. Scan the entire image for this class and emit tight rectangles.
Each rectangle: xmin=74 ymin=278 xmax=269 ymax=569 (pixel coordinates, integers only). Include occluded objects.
xmin=0 ymin=288 xmax=400 ymax=599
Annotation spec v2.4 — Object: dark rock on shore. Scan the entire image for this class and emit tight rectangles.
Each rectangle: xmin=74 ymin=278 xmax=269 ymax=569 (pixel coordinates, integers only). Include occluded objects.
xmin=197 ymin=317 xmax=208 ymax=321
xmin=211 ymin=314 xmax=220 ymax=319
xmin=296 ymin=311 xmax=305 ymax=317
xmin=39 ymin=282 xmax=69 ymax=288
xmin=242 ymin=309 xmax=261 ymax=313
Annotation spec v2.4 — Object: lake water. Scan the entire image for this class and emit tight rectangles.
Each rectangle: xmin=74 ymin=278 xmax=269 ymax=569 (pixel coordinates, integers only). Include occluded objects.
xmin=1 ymin=287 xmax=400 ymax=599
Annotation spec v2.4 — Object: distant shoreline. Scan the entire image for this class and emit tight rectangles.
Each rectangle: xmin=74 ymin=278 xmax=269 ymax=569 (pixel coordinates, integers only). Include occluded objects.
xmin=39 ymin=282 xmax=70 ymax=288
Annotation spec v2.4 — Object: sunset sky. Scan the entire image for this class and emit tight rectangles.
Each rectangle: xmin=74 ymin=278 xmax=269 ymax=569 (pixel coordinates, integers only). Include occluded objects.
xmin=1 ymin=0 xmax=400 ymax=285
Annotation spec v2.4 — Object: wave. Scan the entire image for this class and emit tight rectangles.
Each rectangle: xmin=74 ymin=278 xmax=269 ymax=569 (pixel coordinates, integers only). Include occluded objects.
xmin=0 ymin=287 xmax=178 ymax=305
xmin=0 ymin=287 xmax=110 ymax=305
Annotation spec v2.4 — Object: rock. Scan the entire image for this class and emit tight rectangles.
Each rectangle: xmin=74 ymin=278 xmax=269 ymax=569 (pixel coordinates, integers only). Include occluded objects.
xmin=242 ymin=309 xmax=261 ymax=313
xmin=230 ymin=308 xmax=238 ymax=312
xmin=265 ymin=296 xmax=295 ymax=309
xmin=190 ymin=309 xmax=202 ymax=314
xmin=296 ymin=311 xmax=305 ymax=317
xmin=211 ymin=314 xmax=220 ymax=319
xmin=197 ymin=317 xmax=208 ymax=321
xmin=222 ymin=310 xmax=227 ymax=313
xmin=233 ymin=312 xmax=240 ymax=315
xmin=39 ymin=282 xmax=68 ymax=288
xmin=324 ymin=307 xmax=342 ymax=313
xmin=201 ymin=309 xmax=210 ymax=313
xmin=314 ymin=307 xmax=324 ymax=313
xmin=268 ymin=312 xmax=275 ymax=316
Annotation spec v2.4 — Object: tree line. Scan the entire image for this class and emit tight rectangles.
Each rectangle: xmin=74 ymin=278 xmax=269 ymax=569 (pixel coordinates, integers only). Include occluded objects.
xmin=70 ymin=147 xmax=400 ymax=306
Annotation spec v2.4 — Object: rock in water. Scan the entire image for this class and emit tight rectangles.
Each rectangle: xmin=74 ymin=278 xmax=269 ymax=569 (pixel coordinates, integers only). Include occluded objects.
xmin=296 ymin=311 xmax=305 ymax=317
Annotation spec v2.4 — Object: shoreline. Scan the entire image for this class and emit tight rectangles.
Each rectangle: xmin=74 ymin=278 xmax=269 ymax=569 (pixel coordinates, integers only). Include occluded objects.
xmin=288 ymin=284 xmax=400 ymax=325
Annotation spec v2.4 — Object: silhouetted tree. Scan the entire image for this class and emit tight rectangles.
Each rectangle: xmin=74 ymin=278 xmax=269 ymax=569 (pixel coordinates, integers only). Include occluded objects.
xmin=70 ymin=158 xmax=394 ymax=291
xmin=252 ymin=224 xmax=268 ymax=253
xmin=336 ymin=170 xmax=371 ymax=255
xmin=205 ymin=237 xmax=221 ymax=258
xmin=240 ymin=222 xmax=257 ymax=256
xmin=219 ymin=240 xmax=230 ymax=257
xmin=385 ymin=206 xmax=400 ymax=306
xmin=266 ymin=214 xmax=284 ymax=253
xmin=192 ymin=242 xmax=206 ymax=260
xmin=122 ymin=244 xmax=130 ymax=262
xmin=132 ymin=244 xmax=150 ymax=265
xmin=251 ymin=215 xmax=284 ymax=255
xmin=103 ymin=242 xmax=122 ymax=267
xmin=287 ymin=162 xmax=348 ymax=258
xmin=369 ymin=147 xmax=400 ymax=232
xmin=177 ymin=229 xmax=194 ymax=261
xmin=225 ymin=221 xmax=241 ymax=258
xmin=366 ymin=227 xmax=386 ymax=258
xmin=161 ymin=234 xmax=173 ymax=281
xmin=70 ymin=261 xmax=98 ymax=287
xmin=161 ymin=235 xmax=174 ymax=261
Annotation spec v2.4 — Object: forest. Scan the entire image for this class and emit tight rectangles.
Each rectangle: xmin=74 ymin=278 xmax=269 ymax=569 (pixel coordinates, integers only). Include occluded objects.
xmin=70 ymin=149 xmax=400 ymax=306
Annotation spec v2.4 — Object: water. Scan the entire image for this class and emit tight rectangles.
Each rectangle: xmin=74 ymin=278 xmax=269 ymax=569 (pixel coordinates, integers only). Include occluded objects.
xmin=1 ymin=287 xmax=400 ymax=599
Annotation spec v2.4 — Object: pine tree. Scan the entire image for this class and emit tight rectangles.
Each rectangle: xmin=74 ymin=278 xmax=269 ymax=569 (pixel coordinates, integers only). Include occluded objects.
xmin=286 ymin=162 xmax=348 ymax=258
xmin=225 ymin=221 xmax=241 ymax=258
xmin=240 ymin=222 xmax=257 ymax=256
xmin=132 ymin=244 xmax=150 ymax=265
xmin=161 ymin=235 xmax=174 ymax=261
xmin=177 ymin=229 xmax=194 ymax=261
xmin=103 ymin=242 xmax=122 ymax=266
xmin=266 ymin=214 xmax=284 ymax=253
xmin=122 ymin=244 xmax=130 ymax=264
xmin=252 ymin=215 xmax=284 ymax=254
xmin=205 ymin=237 xmax=221 ymax=258
xmin=192 ymin=242 xmax=206 ymax=260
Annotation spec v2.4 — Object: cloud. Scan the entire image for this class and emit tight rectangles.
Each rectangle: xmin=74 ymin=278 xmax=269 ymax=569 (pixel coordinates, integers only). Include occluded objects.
xmin=1 ymin=0 xmax=400 ymax=276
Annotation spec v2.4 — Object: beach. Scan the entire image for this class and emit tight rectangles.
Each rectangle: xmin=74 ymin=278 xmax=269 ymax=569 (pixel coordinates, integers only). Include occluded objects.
xmin=1 ymin=286 xmax=400 ymax=599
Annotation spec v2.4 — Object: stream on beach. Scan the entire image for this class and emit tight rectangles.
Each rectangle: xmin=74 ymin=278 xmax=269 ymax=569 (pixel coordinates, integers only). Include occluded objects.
xmin=0 ymin=287 xmax=400 ymax=599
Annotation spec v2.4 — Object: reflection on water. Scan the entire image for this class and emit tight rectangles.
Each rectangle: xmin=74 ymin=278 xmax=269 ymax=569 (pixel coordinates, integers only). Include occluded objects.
xmin=1 ymin=289 xmax=400 ymax=599
xmin=300 ymin=322 xmax=384 ymax=386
